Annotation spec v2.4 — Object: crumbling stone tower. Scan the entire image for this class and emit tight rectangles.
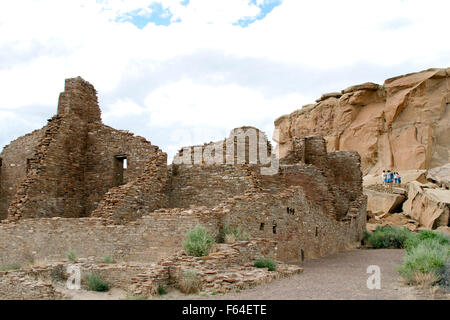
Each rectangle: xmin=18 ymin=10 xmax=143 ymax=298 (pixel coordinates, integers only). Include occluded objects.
xmin=0 ymin=77 xmax=166 ymax=220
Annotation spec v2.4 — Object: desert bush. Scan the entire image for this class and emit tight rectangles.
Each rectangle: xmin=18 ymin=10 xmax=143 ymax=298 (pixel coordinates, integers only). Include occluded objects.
xmin=183 ymin=225 xmax=216 ymax=257
xmin=254 ymin=258 xmax=277 ymax=271
xmin=157 ymin=284 xmax=167 ymax=295
xmin=365 ymin=226 xmax=413 ymax=249
xmin=220 ymin=224 xmax=249 ymax=243
xmin=404 ymin=230 xmax=449 ymax=251
xmin=102 ymin=255 xmax=116 ymax=264
xmin=66 ymin=250 xmax=77 ymax=262
xmin=0 ymin=263 xmax=21 ymax=271
xmin=397 ymin=239 xmax=449 ymax=285
xmin=50 ymin=265 xmax=66 ymax=282
xmin=84 ymin=273 xmax=109 ymax=292
xmin=438 ymin=262 xmax=450 ymax=291
xmin=178 ymin=269 xmax=201 ymax=294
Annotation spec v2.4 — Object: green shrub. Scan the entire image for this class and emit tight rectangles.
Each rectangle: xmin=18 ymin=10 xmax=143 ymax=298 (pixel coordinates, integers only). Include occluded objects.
xmin=397 ymin=239 xmax=449 ymax=285
xmin=254 ymin=258 xmax=277 ymax=271
xmin=124 ymin=295 xmax=147 ymax=300
xmin=438 ymin=262 xmax=450 ymax=291
xmin=183 ymin=225 xmax=216 ymax=257
xmin=0 ymin=263 xmax=21 ymax=271
xmin=102 ymin=255 xmax=116 ymax=264
xmin=220 ymin=224 xmax=249 ymax=243
xmin=157 ymin=284 xmax=167 ymax=295
xmin=365 ymin=226 xmax=413 ymax=249
xmin=404 ymin=230 xmax=449 ymax=252
xmin=66 ymin=250 xmax=77 ymax=262
xmin=178 ymin=269 xmax=201 ymax=294
xmin=84 ymin=273 xmax=109 ymax=292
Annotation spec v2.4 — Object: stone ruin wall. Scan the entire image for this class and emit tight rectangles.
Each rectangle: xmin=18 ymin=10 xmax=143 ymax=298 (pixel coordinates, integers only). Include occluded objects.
xmin=0 ymin=77 xmax=164 ymax=221
xmin=90 ymin=149 xmax=169 ymax=223
xmin=0 ymin=129 xmax=45 ymax=220
xmin=0 ymin=209 xmax=220 ymax=267
xmin=0 ymin=77 xmax=367 ymax=268
xmin=223 ymin=187 xmax=366 ymax=261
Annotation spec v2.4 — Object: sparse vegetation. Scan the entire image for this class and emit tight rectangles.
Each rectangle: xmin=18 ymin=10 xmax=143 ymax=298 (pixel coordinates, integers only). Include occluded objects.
xmin=365 ymin=227 xmax=450 ymax=289
xmin=157 ymin=284 xmax=167 ymax=295
xmin=102 ymin=255 xmax=116 ymax=264
xmin=50 ymin=265 xmax=66 ymax=282
xmin=397 ymin=238 xmax=449 ymax=287
xmin=404 ymin=230 xmax=449 ymax=251
xmin=84 ymin=273 xmax=109 ymax=292
xmin=220 ymin=224 xmax=249 ymax=243
xmin=66 ymin=250 xmax=77 ymax=262
xmin=178 ymin=269 xmax=201 ymax=294
xmin=0 ymin=263 xmax=21 ymax=271
xmin=124 ymin=295 xmax=147 ymax=300
xmin=254 ymin=258 xmax=277 ymax=271
xmin=183 ymin=225 xmax=216 ymax=257
xmin=364 ymin=226 xmax=413 ymax=249
xmin=438 ymin=263 xmax=450 ymax=291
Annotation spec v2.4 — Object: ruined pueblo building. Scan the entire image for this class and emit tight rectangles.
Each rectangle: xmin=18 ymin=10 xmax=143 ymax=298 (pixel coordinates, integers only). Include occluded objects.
xmin=0 ymin=77 xmax=367 ymax=268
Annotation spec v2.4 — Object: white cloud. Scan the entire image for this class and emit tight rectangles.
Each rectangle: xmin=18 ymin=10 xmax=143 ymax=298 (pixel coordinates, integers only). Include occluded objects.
xmin=0 ymin=0 xmax=449 ymax=158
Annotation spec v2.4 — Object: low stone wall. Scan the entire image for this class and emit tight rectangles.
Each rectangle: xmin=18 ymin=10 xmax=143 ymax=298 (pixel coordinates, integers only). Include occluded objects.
xmin=0 ymin=269 xmax=65 ymax=300
xmin=0 ymin=240 xmax=302 ymax=300
xmin=130 ymin=239 xmax=303 ymax=297
xmin=0 ymin=209 xmax=220 ymax=267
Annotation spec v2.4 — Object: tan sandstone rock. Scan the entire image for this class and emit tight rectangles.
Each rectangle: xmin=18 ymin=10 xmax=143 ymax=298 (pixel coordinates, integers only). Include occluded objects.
xmin=402 ymin=181 xmax=450 ymax=229
xmin=427 ymin=163 xmax=450 ymax=188
xmin=274 ymin=68 xmax=450 ymax=175
xmin=364 ymin=189 xmax=405 ymax=215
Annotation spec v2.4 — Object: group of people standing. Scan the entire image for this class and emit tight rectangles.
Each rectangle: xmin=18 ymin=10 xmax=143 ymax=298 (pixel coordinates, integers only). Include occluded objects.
xmin=382 ymin=170 xmax=402 ymax=185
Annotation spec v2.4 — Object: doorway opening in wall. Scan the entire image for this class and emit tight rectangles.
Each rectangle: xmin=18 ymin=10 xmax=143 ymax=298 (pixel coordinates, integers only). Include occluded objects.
xmin=114 ymin=155 xmax=127 ymax=186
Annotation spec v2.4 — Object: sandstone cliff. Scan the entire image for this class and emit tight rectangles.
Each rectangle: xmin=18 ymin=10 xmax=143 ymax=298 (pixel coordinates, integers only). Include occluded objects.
xmin=274 ymin=68 xmax=450 ymax=175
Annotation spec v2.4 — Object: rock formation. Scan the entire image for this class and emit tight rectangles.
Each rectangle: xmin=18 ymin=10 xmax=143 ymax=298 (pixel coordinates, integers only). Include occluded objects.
xmin=274 ymin=68 xmax=450 ymax=175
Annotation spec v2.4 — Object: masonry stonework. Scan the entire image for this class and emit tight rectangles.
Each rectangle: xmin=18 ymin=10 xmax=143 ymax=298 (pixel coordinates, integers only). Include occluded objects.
xmin=0 ymin=77 xmax=367 ymax=298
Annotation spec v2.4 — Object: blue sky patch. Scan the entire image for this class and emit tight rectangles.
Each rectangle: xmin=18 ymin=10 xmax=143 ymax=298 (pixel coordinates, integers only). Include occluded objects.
xmin=234 ymin=0 xmax=282 ymax=27
xmin=118 ymin=2 xmax=173 ymax=29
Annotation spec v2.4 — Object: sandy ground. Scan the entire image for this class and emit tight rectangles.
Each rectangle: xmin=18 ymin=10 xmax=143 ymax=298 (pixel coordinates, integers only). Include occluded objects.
xmin=59 ymin=249 xmax=449 ymax=300
xmin=166 ymin=249 xmax=449 ymax=300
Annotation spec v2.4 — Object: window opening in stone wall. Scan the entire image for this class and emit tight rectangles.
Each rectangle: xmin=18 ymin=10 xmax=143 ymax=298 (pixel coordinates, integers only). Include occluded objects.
xmin=286 ymin=207 xmax=290 ymax=214
xmin=260 ymin=222 xmax=265 ymax=231
xmin=272 ymin=222 xmax=277 ymax=234
xmin=113 ymin=155 xmax=127 ymax=186
xmin=315 ymin=226 xmax=318 ymax=237
xmin=301 ymin=248 xmax=305 ymax=262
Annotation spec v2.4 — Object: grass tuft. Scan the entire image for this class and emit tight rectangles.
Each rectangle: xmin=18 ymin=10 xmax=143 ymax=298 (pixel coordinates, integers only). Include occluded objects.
xmin=66 ymin=250 xmax=77 ymax=262
xmin=0 ymin=263 xmax=21 ymax=271
xmin=183 ymin=225 xmax=216 ymax=257
xmin=254 ymin=258 xmax=277 ymax=271
xmin=84 ymin=273 xmax=109 ymax=292
xmin=178 ymin=269 xmax=201 ymax=294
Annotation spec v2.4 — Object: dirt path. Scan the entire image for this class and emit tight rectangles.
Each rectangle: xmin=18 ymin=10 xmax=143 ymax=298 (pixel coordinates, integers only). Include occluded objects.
xmin=171 ymin=249 xmax=447 ymax=300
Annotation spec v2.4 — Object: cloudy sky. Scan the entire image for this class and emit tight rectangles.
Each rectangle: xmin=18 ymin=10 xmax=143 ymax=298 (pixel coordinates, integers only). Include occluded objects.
xmin=0 ymin=0 xmax=449 ymax=161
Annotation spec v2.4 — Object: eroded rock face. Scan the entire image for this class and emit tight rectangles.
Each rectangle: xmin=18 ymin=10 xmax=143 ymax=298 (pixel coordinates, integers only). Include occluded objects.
xmin=274 ymin=68 xmax=450 ymax=175
xmin=364 ymin=189 xmax=405 ymax=215
xmin=427 ymin=163 xmax=450 ymax=188
xmin=402 ymin=181 xmax=450 ymax=229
